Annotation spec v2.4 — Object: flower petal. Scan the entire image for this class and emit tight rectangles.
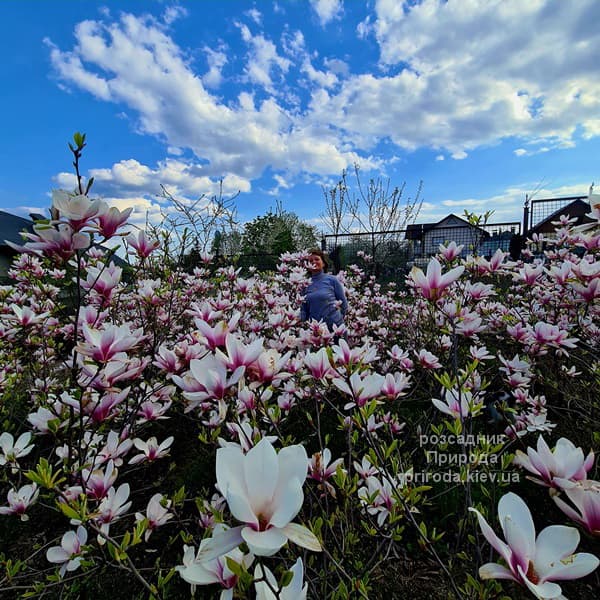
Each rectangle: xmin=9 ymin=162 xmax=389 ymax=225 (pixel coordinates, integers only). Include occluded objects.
xmin=281 ymin=522 xmax=322 ymax=552
xmin=534 ymin=525 xmax=580 ymax=578
xmin=269 ymin=478 xmax=304 ymax=528
xmin=196 ymin=526 xmax=244 ymax=563
xmin=244 ymin=438 xmax=278 ymax=515
xmin=241 ymin=526 xmax=287 ymax=557
xmin=478 ymin=562 xmax=518 ymax=581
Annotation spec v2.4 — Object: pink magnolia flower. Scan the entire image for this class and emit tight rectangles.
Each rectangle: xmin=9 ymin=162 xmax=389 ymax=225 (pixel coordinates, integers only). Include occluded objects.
xmin=432 ymin=388 xmax=483 ymax=419
xmin=52 ymin=190 xmax=106 ymax=231
xmin=77 ymin=323 xmax=145 ymax=363
xmin=358 ymin=474 xmax=398 ymax=526
xmin=94 ymin=483 xmax=132 ymax=543
xmin=438 ymin=241 xmax=464 ymax=261
xmin=380 ymin=372 xmax=411 ymax=400
xmin=11 ymin=222 xmax=90 ymax=262
xmin=0 ymin=483 xmax=39 ymax=520
xmin=198 ymin=438 xmax=321 ymax=559
xmin=128 ymin=436 xmax=174 ymax=465
xmin=135 ymin=493 xmax=173 ymax=541
xmin=308 ymin=448 xmax=345 ymax=497
xmin=7 ymin=305 xmax=50 ymax=326
xmin=194 ymin=314 xmax=241 ymax=350
xmin=416 ymin=349 xmax=442 ymax=369
xmin=304 ymin=347 xmax=334 ymax=379
xmin=332 ymin=371 xmax=385 ymax=409
xmin=46 ymin=525 xmax=88 ymax=577
xmin=470 ymin=492 xmax=599 ymax=599
xmin=81 ymin=460 xmax=118 ymax=500
xmin=513 ymin=436 xmax=594 ymax=490
xmin=409 ymin=257 xmax=464 ymax=301
xmin=0 ymin=431 xmax=34 ymax=470
xmin=126 ymin=230 xmax=160 ymax=259
xmin=553 ymin=480 xmax=600 ymax=537
xmin=216 ymin=333 xmax=264 ymax=370
xmin=177 ymin=524 xmax=254 ymax=600
xmin=254 ymin=558 xmax=307 ymax=600
xmin=96 ymin=206 xmax=133 ymax=238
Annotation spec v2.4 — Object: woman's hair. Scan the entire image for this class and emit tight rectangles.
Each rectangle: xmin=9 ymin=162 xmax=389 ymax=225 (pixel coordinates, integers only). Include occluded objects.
xmin=307 ymin=248 xmax=329 ymax=272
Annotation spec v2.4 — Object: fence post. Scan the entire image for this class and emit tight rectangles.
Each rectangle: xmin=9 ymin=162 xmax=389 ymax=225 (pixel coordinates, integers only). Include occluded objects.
xmin=522 ymin=194 xmax=530 ymax=239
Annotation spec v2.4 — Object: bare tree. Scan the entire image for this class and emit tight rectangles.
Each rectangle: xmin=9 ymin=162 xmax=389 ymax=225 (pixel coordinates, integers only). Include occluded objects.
xmin=321 ymin=164 xmax=423 ymax=275
xmin=153 ymin=180 xmax=240 ymax=266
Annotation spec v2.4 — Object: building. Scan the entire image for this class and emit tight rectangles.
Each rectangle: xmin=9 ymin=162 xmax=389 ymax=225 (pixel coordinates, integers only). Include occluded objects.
xmin=406 ymin=213 xmax=490 ymax=258
xmin=0 ymin=211 xmax=39 ymax=279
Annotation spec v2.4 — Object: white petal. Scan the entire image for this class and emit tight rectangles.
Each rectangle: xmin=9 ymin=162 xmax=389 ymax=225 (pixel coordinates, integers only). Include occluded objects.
xmin=241 ymin=526 xmax=287 ymax=557
xmin=196 ymin=526 xmax=244 ymax=563
xmin=281 ymin=522 xmax=322 ymax=552
xmin=269 ymin=478 xmax=304 ymax=528
xmin=478 ymin=562 xmax=518 ymax=581
xmin=244 ymin=438 xmax=278 ymax=514
xmin=498 ymin=493 xmax=536 ymax=564
xmin=178 ymin=561 xmax=220 ymax=585
xmin=541 ymin=551 xmax=599 ymax=582
xmin=226 ymin=487 xmax=259 ymax=527
xmin=534 ymin=525 xmax=580 ymax=578
xmin=518 ymin=565 xmax=563 ymax=599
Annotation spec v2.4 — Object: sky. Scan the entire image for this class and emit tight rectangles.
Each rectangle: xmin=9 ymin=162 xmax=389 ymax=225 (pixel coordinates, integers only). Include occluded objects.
xmin=1 ymin=0 xmax=599 ymax=235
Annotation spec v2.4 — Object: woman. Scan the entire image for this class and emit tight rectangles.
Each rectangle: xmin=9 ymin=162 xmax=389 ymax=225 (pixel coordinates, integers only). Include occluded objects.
xmin=300 ymin=248 xmax=348 ymax=331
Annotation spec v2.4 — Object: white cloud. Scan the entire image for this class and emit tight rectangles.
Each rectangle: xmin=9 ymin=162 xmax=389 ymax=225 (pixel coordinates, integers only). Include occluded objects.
xmin=163 ymin=5 xmax=188 ymax=26
xmin=45 ymin=3 xmax=600 ymax=212
xmin=310 ymin=0 xmax=343 ymax=26
xmin=47 ymin=12 xmax=368 ymax=187
xmin=245 ymin=8 xmax=262 ymax=25
xmin=237 ymin=23 xmax=291 ymax=92
xmin=435 ymin=155 xmax=444 ymax=161
xmin=202 ymin=46 xmax=228 ymax=88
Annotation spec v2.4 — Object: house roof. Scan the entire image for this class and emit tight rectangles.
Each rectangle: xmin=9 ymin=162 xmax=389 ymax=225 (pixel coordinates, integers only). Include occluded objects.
xmin=406 ymin=213 xmax=487 ymax=239
xmin=529 ymin=198 xmax=592 ymax=233
xmin=0 ymin=210 xmax=36 ymax=247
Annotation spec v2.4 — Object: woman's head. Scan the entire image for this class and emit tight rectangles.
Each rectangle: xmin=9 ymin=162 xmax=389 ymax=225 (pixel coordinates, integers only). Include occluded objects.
xmin=306 ymin=248 xmax=329 ymax=273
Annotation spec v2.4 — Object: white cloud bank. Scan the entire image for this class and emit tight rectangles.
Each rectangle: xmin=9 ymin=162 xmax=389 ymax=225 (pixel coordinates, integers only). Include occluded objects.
xmin=43 ymin=1 xmax=600 ymax=216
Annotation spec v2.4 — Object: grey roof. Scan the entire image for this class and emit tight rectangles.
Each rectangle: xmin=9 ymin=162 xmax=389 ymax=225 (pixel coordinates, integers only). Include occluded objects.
xmin=0 ymin=211 xmax=36 ymax=247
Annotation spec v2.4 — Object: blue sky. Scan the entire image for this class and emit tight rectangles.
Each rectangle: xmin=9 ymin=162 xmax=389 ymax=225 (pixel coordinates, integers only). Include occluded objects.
xmin=1 ymin=0 xmax=599 ymax=233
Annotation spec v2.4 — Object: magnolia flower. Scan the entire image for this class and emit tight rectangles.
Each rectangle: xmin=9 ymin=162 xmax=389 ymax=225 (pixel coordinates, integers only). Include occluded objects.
xmin=254 ymin=558 xmax=307 ymax=600
xmin=128 ymin=436 xmax=174 ymax=465
xmin=77 ymin=323 xmax=145 ymax=363
xmin=0 ymin=483 xmax=39 ymax=520
xmin=358 ymin=474 xmax=397 ymax=526
xmin=470 ymin=492 xmax=599 ymax=599
xmin=126 ymin=230 xmax=160 ymax=259
xmin=198 ymin=438 xmax=321 ymax=559
xmin=135 ymin=493 xmax=173 ymax=541
xmin=0 ymin=431 xmax=34 ymax=470
xmin=96 ymin=205 xmax=132 ymax=238
xmin=513 ymin=436 xmax=594 ymax=489
xmin=553 ymin=480 xmax=600 ymax=536
xmin=46 ymin=525 xmax=88 ymax=577
xmin=332 ymin=371 xmax=385 ymax=409
xmin=409 ymin=257 xmax=464 ymax=301
xmin=308 ymin=448 xmax=345 ymax=497
xmin=52 ymin=190 xmax=106 ymax=230
xmin=177 ymin=525 xmax=254 ymax=600
xmin=438 ymin=240 xmax=464 ymax=261
xmin=94 ymin=483 xmax=132 ymax=544
xmin=432 ymin=388 xmax=483 ymax=419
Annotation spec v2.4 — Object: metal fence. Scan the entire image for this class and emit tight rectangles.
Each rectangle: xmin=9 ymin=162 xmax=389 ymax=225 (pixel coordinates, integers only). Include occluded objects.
xmin=321 ymin=221 xmax=521 ymax=279
xmin=527 ymin=195 xmax=587 ymax=232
